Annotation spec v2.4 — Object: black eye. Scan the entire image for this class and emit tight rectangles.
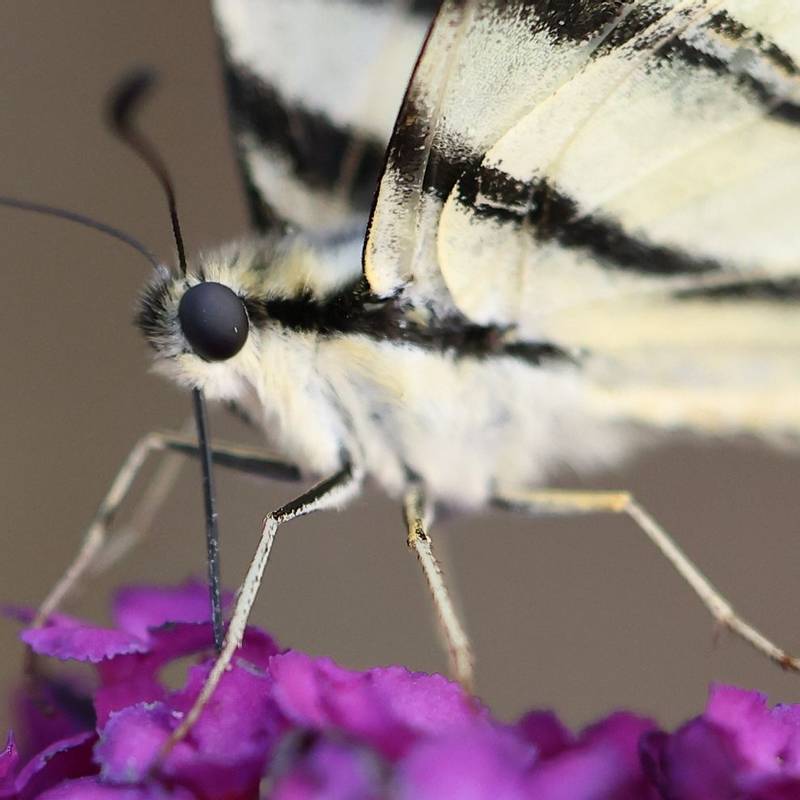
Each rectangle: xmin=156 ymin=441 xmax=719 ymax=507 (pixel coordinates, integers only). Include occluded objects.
xmin=178 ymin=282 xmax=249 ymax=362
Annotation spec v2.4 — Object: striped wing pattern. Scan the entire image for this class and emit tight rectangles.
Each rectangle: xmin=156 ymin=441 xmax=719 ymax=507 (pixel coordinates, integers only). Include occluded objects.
xmin=211 ymin=0 xmax=436 ymax=233
xmin=365 ymin=0 xmax=800 ymax=437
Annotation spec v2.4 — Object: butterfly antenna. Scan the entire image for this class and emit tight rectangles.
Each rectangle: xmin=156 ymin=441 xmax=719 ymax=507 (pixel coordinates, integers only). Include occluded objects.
xmin=0 ymin=195 xmax=159 ymax=270
xmin=108 ymin=70 xmax=188 ymax=276
xmin=109 ymin=70 xmax=225 ymax=652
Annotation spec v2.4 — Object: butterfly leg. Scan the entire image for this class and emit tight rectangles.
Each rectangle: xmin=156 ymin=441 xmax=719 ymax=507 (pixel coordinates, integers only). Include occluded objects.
xmin=404 ymin=487 xmax=474 ymax=691
xmin=89 ymin=441 xmax=187 ymax=576
xmin=494 ymin=488 xmax=800 ymax=672
xmin=94 ymin=432 xmax=302 ymax=574
xmin=159 ymin=462 xmax=362 ymax=757
xmin=34 ymin=430 xmax=300 ymax=627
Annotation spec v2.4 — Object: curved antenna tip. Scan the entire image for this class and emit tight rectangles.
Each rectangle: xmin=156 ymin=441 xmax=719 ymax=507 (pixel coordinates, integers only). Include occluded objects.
xmin=108 ymin=69 xmax=159 ymax=132
xmin=106 ymin=67 xmax=187 ymax=275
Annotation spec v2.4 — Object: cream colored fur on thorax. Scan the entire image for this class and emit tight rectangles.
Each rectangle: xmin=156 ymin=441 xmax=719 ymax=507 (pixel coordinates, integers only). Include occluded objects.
xmin=149 ymin=234 xmax=629 ymax=509
xmin=233 ymin=325 xmax=629 ymax=509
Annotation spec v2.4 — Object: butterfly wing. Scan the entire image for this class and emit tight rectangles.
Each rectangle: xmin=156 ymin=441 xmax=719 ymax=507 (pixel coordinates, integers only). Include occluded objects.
xmin=364 ymin=0 xmax=800 ymax=438
xmin=211 ymin=0 xmax=436 ymax=233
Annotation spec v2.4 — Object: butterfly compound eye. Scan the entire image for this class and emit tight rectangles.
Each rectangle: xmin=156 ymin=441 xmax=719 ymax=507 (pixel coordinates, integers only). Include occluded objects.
xmin=178 ymin=282 xmax=249 ymax=361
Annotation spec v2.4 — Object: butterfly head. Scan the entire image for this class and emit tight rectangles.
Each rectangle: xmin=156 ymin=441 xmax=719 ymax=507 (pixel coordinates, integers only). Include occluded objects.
xmin=112 ymin=71 xmax=350 ymax=402
xmin=136 ymin=254 xmax=265 ymax=400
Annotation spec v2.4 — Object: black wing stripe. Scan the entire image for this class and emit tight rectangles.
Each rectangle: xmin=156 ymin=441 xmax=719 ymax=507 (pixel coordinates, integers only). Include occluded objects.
xmin=708 ymin=11 xmax=800 ymax=78
xmin=225 ymin=63 xmax=388 ymax=211
xmin=664 ymin=39 xmax=800 ymax=124
xmin=675 ymin=276 xmax=800 ymax=302
xmin=512 ymin=0 xmax=636 ymax=44
xmin=394 ymin=125 xmax=726 ymax=277
xmin=246 ymin=279 xmax=573 ymax=363
xmin=593 ymin=3 xmax=664 ymax=54
xmin=663 ymin=15 xmax=800 ymax=125
xmin=349 ymin=0 xmax=443 ymax=15
xmin=458 ymin=168 xmax=721 ymax=276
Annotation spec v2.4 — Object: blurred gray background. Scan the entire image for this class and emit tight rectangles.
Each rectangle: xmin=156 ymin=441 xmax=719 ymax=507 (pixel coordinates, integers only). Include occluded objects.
xmin=0 ymin=2 xmax=798 ymax=733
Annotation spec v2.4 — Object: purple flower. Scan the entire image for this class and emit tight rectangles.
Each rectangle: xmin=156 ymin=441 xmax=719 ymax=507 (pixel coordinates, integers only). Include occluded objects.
xmin=3 ymin=581 xmax=800 ymax=799
xmin=642 ymin=685 xmax=800 ymax=799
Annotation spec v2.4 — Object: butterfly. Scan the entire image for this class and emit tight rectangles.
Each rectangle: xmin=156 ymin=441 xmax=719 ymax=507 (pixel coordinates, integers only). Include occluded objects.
xmin=28 ymin=0 xmax=800 ymax=751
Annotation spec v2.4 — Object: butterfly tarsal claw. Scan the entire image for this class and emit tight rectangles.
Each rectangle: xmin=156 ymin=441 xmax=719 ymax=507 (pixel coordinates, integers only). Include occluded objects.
xmin=718 ymin=611 xmax=800 ymax=674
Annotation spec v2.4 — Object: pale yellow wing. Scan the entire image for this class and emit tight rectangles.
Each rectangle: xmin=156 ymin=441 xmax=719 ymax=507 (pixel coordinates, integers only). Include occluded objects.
xmin=212 ymin=0 xmax=436 ymax=232
xmin=364 ymin=0 xmax=800 ymax=439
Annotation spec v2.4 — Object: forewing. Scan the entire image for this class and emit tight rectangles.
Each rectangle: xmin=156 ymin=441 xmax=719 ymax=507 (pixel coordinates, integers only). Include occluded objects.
xmin=212 ymin=0 xmax=436 ymax=233
xmin=365 ymin=0 xmax=641 ymax=311
xmin=365 ymin=0 xmax=800 ymax=438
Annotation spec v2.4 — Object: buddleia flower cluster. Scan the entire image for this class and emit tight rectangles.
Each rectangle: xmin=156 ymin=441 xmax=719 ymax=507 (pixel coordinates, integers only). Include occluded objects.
xmin=3 ymin=582 xmax=800 ymax=799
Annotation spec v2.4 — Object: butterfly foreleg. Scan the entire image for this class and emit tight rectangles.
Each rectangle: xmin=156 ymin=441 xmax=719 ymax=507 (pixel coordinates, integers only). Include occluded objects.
xmin=87 ymin=420 xmax=199 ymax=575
xmin=34 ymin=430 xmax=301 ymax=627
xmin=404 ymin=487 xmax=474 ymax=692
xmin=96 ymin=431 xmax=303 ymax=574
xmin=493 ymin=488 xmax=800 ymax=673
xmin=159 ymin=461 xmax=363 ymax=759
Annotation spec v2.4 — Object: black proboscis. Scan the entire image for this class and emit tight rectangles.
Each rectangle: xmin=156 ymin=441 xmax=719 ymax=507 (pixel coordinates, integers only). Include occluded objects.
xmin=192 ymin=388 xmax=225 ymax=652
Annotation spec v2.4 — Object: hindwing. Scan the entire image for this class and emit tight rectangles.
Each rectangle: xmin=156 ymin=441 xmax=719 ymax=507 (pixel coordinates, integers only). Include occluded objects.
xmin=212 ymin=0 xmax=436 ymax=232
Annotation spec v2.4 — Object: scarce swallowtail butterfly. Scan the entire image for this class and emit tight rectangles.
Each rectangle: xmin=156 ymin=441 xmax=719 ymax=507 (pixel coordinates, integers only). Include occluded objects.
xmin=25 ymin=0 xmax=800 ymax=750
